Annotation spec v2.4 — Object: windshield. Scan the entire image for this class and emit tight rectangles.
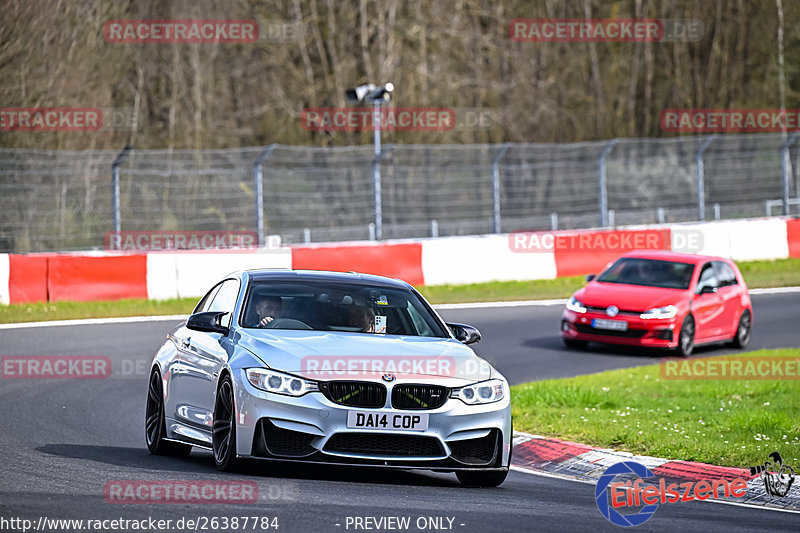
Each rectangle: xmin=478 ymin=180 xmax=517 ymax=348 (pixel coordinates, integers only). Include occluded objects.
xmin=596 ymin=258 xmax=695 ymax=289
xmin=240 ymin=280 xmax=449 ymax=337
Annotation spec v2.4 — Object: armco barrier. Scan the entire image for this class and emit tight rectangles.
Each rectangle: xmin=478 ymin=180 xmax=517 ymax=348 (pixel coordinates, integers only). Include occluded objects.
xmin=421 ymin=234 xmax=556 ymax=286
xmin=47 ymin=254 xmax=148 ymax=302
xmin=8 ymin=254 xmax=48 ymax=304
xmin=0 ymin=217 xmax=797 ymax=304
xmin=292 ymin=242 xmax=424 ymax=286
xmin=788 ymin=218 xmax=800 ymax=258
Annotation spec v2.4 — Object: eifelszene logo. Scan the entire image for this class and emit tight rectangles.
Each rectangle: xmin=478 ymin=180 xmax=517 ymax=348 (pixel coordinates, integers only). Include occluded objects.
xmin=595 ymin=461 xmax=749 ymax=527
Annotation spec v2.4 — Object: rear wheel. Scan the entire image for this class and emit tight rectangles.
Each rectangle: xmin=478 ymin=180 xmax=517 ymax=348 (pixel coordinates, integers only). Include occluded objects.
xmin=674 ymin=315 xmax=695 ymax=357
xmin=213 ymin=375 xmax=240 ymax=471
xmin=562 ymin=338 xmax=588 ymax=349
xmin=145 ymin=369 xmax=192 ymax=456
xmin=729 ymin=310 xmax=752 ymax=349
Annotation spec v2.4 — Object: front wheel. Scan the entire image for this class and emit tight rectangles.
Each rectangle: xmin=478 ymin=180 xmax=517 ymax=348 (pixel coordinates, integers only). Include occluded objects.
xmin=674 ymin=315 xmax=695 ymax=357
xmin=729 ymin=310 xmax=752 ymax=349
xmin=145 ymin=369 xmax=192 ymax=456
xmin=213 ymin=375 xmax=240 ymax=471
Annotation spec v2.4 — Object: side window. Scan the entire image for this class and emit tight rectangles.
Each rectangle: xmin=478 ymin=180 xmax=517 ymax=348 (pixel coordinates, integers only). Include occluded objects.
xmin=193 ymin=283 xmax=223 ymax=313
xmin=713 ymin=261 xmax=738 ymax=287
xmin=696 ymin=262 xmax=718 ymax=293
xmin=407 ymin=301 xmax=434 ymax=336
xmin=206 ymin=279 xmax=240 ymax=328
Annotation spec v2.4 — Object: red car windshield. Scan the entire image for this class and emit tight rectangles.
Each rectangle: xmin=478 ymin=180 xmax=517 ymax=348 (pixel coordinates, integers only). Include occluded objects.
xmin=596 ymin=258 xmax=695 ymax=289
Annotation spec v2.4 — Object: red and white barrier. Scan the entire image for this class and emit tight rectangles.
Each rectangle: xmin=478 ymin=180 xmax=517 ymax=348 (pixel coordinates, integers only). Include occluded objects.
xmin=1 ymin=217 xmax=799 ymax=305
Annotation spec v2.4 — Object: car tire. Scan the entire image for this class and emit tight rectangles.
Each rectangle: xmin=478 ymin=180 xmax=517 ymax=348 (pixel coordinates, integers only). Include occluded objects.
xmin=562 ymin=338 xmax=588 ymax=349
xmin=729 ymin=310 xmax=752 ymax=349
xmin=213 ymin=374 xmax=240 ymax=472
xmin=145 ymin=369 xmax=192 ymax=456
xmin=674 ymin=315 xmax=695 ymax=357
xmin=456 ymin=468 xmax=509 ymax=487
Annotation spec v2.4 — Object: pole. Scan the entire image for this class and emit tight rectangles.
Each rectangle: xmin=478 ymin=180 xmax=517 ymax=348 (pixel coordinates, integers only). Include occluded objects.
xmin=254 ymin=144 xmax=277 ymax=247
xmin=781 ymin=132 xmax=799 ymax=216
xmin=696 ymin=135 xmax=716 ymax=222
xmin=111 ymin=145 xmax=132 ymax=248
xmin=372 ymin=101 xmax=383 ymax=240
xmin=491 ymin=143 xmax=510 ymax=233
xmin=598 ymin=139 xmax=618 ymax=227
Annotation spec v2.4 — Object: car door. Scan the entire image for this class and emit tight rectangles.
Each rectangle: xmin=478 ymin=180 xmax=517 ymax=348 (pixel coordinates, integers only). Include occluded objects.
xmin=168 ymin=278 xmax=240 ymax=438
xmin=713 ymin=260 xmax=742 ymax=336
xmin=692 ymin=262 xmax=723 ymax=340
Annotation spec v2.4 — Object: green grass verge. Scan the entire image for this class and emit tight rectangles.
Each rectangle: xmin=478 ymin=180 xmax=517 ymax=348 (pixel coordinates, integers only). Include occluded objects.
xmin=0 ymin=257 xmax=798 ymax=324
xmin=511 ymin=348 xmax=800 ymax=467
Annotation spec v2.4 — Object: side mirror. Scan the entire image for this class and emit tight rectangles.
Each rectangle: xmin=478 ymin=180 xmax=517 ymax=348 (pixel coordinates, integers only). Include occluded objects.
xmin=187 ymin=311 xmax=229 ymax=335
xmin=697 ymin=285 xmax=718 ymax=295
xmin=447 ymin=322 xmax=481 ymax=345
xmin=586 ymin=274 xmax=596 ymax=282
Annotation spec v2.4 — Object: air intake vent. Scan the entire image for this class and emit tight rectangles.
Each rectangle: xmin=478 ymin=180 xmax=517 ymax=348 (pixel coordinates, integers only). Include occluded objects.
xmin=391 ymin=384 xmax=448 ymax=410
xmin=320 ymin=381 xmax=386 ymax=408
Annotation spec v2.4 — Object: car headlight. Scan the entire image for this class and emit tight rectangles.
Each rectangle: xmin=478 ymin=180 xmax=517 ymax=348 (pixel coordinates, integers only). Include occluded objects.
xmin=451 ymin=379 xmax=506 ymax=405
xmin=245 ymin=368 xmax=318 ymax=396
xmin=639 ymin=305 xmax=678 ymax=319
xmin=566 ymin=296 xmax=587 ymax=313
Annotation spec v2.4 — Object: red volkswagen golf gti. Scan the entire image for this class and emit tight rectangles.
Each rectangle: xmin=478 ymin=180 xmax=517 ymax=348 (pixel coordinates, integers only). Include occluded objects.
xmin=560 ymin=251 xmax=752 ymax=356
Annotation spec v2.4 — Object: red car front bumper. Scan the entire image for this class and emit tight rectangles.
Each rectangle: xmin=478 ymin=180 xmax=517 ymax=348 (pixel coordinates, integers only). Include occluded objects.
xmin=560 ymin=309 xmax=682 ymax=348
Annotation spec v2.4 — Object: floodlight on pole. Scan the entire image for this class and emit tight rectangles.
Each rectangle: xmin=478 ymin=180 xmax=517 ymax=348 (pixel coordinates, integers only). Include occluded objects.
xmin=345 ymin=82 xmax=394 ymax=240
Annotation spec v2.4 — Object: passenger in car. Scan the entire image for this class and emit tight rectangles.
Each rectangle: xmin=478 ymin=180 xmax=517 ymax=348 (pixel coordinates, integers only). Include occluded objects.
xmin=348 ymin=306 xmax=375 ymax=332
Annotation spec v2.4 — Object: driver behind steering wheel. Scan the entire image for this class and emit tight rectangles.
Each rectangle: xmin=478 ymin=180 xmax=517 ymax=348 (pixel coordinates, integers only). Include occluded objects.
xmin=253 ymin=295 xmax=283 ymax=328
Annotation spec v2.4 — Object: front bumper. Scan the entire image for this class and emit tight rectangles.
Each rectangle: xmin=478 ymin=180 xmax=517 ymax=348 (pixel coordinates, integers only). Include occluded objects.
xmin=560 ymin=309 xmax=681 ymax=348
xmin=232 ymin=369 xmax=512 ymax=470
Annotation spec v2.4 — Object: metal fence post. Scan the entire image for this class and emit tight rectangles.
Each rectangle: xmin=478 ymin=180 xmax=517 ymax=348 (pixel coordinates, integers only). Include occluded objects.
xmin=781 ymin=132 xmax=800 ymax=215
xmin=372 ymin=146 xmax=389 ymax=240
xmin=491 ymin=143 xmax=511 ymax=233
xmin=695 ymin=135 xmax=716 ymax=222
xmin=111 ymin=145 xmax=132 ymax=247
xmin=254 ymin=144 xmax=277 ymax=247
xmin=598 ymin=139 xmax=618 ymax=227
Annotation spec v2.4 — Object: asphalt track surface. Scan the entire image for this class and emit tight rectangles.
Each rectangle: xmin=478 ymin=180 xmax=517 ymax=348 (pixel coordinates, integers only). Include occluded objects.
xmin=1 ymin=292 xmax=798 ymax=532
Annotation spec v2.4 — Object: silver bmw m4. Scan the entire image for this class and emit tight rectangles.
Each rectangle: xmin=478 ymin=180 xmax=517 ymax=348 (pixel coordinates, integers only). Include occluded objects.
xmin=145 ymin=269 xmax=512 ymax=486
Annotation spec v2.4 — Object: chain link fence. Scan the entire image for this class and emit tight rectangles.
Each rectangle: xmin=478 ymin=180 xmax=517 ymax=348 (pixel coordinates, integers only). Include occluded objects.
xmin=1 ymin=134 xmax=799 ymax=253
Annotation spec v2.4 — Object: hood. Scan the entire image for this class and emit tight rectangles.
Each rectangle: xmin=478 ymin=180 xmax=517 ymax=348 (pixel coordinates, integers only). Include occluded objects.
xmin=235 ymin=329 xmax=494 ymax=385
xmin=576 ymin=281 xmax=688 ymax=311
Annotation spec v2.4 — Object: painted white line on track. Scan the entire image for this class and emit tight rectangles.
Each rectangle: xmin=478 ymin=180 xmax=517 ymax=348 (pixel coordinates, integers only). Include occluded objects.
xmin=0 ymin=314 xmax=187 ymax=330
xmin=0 ymin=286 xmax=798 ymax=329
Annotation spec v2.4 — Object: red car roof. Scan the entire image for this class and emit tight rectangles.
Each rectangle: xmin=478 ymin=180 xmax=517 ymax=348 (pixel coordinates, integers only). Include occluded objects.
xmin=619 ymin=250 xmax=731 ymax=264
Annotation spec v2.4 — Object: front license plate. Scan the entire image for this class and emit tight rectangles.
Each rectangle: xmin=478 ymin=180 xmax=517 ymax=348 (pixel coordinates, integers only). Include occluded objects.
xmin=592 ymin=318 xmax=628 ymax=331
xmin=346 ymin=411 xmax=429 ymax=432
